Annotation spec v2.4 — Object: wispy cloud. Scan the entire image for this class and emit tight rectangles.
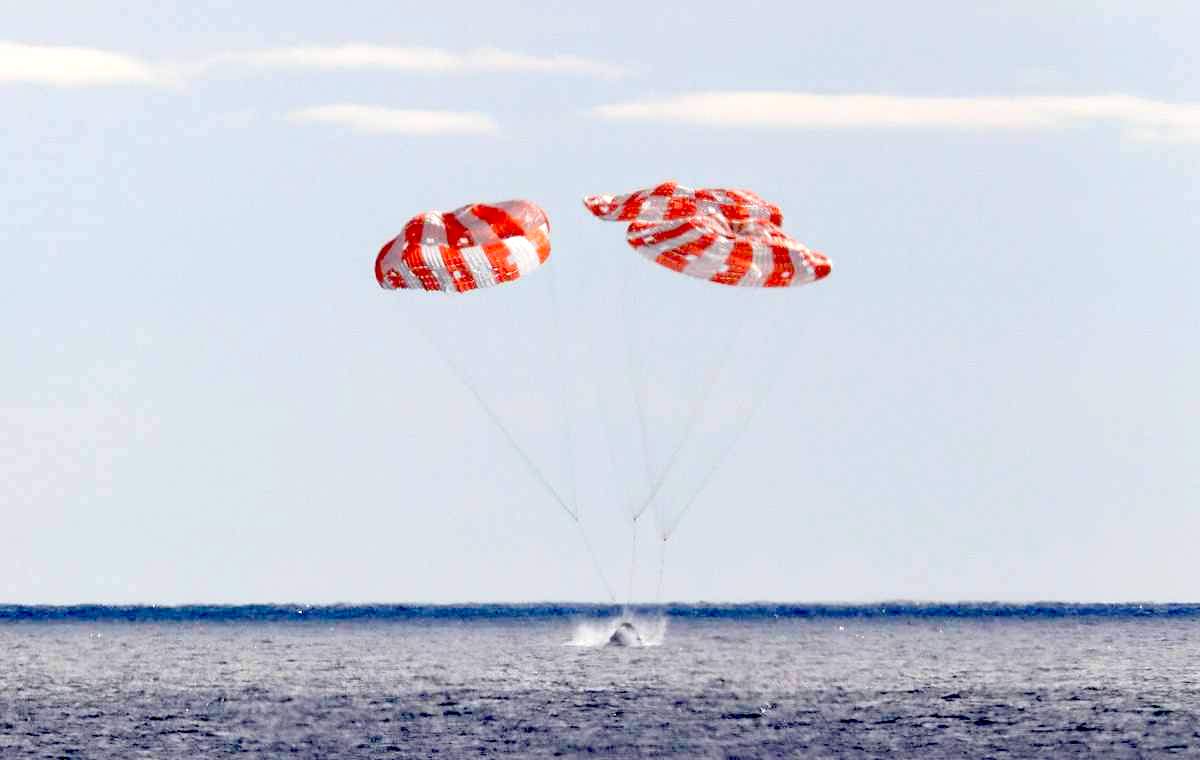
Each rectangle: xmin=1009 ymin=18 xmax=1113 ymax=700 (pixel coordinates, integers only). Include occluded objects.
xmin=288 ymin=104 xmax=500 ymax=135
xmin=0 ymin=41 xmax=164 ymax=86
xmin=593 ymin=92 xmax=1200 ymax=143
xmin=1 ymin=41 xmax=628 ymax=88
xmin=200 ymin=44 xmax=628 ymax=78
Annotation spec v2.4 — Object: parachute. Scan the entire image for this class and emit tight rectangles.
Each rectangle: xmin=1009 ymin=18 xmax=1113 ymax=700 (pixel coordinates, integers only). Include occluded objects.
xmin=375 ymin=200 xmax=551 ymax=292
xmin=584 ymin=181 xmax=833 ymax=602
xmin=376 ymin=186 xmax=832 ymax=607
xmin=584 ymin=181 xmax=830 ymax=287
xmin=376 ymin=199 xmax=616 ymax=602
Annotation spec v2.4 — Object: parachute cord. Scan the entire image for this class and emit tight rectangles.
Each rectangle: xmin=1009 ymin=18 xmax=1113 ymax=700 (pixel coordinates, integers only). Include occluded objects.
xmin=620 ymin=259 xmax=655 ymax=513
xmin=598 ymin=261 xmax=641 ymax=521
xmin=545 ymin=263 xmax=578 ymax=514
xmin=638 ymin=304 xmax=750 ymax=527
xmin=544 ymin=265 xmax=617 ymax=603
xmin=406 ymin=305 xmax=615 ymax=603
xmin=627 ymin=517 xmax=638 ymax=607
xmin=403 ymin=306 xmax=576 ymax=521
xmin=573 ymin=514 xmax=617 ymax=604
xmin=654 ymin=538 xmax=667 ymax=608
xmin=661 ymin=326 xmax=787 ymax=540
xmin=599 ymin=368 xmax=641 ymax=523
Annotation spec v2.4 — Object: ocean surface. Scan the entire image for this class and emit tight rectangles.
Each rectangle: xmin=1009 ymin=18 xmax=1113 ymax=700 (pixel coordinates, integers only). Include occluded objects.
xmin=1 ymin=604 xmax=1198 ymax=758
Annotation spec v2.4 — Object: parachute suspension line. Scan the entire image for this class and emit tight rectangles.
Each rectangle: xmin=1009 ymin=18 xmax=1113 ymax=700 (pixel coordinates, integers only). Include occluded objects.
xmin=660 ymin=394 xmax=766 ymax=540
xmin=627 ymin=517 xmax=638 ymax=607
xmin=544 ymin=262 xmax=578 ymax=514
xmin=654 ymin=538 xmax=667 ymax=607
xmin=638 ymin=302 xmax=752 ymax=524
xmin=598 ymin=355 xmax=642 ymax=597
xmin=405 ymin=303 xmax=616 ymax=603
xmin=620 ymin=258 xmax=655 ymax=513
xmin=602 ymin=409 xmax=640 ymax=524
xmin=407 ymin=309 xmax=577 ymax=521
xmin=660 ymin=305 xmax=789 ymax=540
xmin=545 ymin=265 xmax=619 ymax=604
xmin=572 ymin=513 xmax=617 ymax=604
xmin=594 ymin=285 xmax=641 ymax=524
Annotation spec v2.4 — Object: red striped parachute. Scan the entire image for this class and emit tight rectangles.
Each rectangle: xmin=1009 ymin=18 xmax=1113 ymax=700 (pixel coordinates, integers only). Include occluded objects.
xmin=584 ymin=181 xmax=834 ymax=599
xmin=584 ymin=181 xmax=830 ymax=287
xmin=375 ymin=197 xmax=618 ymax=602
xmin=375 ymin=200 xmax=551 ymax=293
xmin=376 ymin=185 xmax=833 ymax=605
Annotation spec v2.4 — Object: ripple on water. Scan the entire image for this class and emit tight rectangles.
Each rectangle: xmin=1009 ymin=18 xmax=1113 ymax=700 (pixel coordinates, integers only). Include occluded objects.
xmin=0 ymin=618 xmax=1198 ymax=757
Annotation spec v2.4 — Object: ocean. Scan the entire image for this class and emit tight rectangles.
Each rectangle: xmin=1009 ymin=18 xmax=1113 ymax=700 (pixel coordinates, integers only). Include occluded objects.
xmin=1 ymin=604 xmax=1198 ymax=757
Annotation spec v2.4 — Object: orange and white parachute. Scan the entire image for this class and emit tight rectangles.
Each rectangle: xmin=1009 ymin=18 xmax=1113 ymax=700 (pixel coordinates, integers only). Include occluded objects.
xmin=375 ymin=199 xmax=551 ymax=293
xmin=372 ymin=197 xmax=619 ymax=600
xmin=584 ymin=181 xmax=831 ymax=287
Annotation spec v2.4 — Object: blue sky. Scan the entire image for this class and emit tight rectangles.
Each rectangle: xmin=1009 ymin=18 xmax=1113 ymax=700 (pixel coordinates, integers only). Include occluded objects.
xmin=3 ymin=1 xmax=1198 ymax=604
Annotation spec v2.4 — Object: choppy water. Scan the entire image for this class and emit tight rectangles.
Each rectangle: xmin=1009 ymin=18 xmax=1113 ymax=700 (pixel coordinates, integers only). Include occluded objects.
xmin=1 ymin=605 xmax=1198 ymax=757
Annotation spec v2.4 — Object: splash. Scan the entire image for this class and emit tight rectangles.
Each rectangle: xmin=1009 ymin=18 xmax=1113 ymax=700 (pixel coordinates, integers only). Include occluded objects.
xmin=564 ymin=610 xmax=669 ymax=647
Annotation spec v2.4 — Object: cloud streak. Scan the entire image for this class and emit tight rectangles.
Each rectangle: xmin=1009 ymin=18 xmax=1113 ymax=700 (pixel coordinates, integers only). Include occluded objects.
xmin=288 ymin=104 xmax=500 ymax=135
xmin=0 ymin=41 xmax=163 ymax=86
xmin=201 ymin=44 xmax=628 ymax=78
xmin=1 ymin=41 xmax=628 ymax=88
xmin=593 ymin=92 xmax=1200 ymax=143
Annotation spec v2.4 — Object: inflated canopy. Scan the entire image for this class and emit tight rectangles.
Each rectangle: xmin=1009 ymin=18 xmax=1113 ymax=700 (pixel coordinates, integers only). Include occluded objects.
xmin=376 ymin=199 xmax=551 ymax=293
xmin=584 ymin=181 xmax=831 ymax=287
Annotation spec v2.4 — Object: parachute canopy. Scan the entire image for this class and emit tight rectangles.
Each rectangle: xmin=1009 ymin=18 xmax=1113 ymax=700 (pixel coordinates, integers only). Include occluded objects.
xmin=584 ymin=181 xmax=831 ymax=287
xmin=376 ymin=199 xmax=551 ymax=293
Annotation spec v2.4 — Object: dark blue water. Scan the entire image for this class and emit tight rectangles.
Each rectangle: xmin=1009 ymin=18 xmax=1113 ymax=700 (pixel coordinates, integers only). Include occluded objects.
xmin=2 ymin=605 xmax=1198 ymax=757
xmin=4 ymin=602 xmax=1200 ymax=622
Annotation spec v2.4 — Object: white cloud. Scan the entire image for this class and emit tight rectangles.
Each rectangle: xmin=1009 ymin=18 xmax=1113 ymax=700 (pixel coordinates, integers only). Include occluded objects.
xmin=202 ymin=44 xmax=628 ymax=78
xmin=593 ymin=92 xmax=1200 ymax=143
xmin=1 ymin=41 xmax=628 ymax=89
xmin=288 ymin=104 xmax=500 ymax=135
xmin=0 ymin=41 xmax=164 ymax=86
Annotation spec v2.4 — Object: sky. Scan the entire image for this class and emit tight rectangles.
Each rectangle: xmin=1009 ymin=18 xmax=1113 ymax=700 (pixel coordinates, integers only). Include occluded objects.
xmin=3 ymin=1 xmax=1198 ymax=604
